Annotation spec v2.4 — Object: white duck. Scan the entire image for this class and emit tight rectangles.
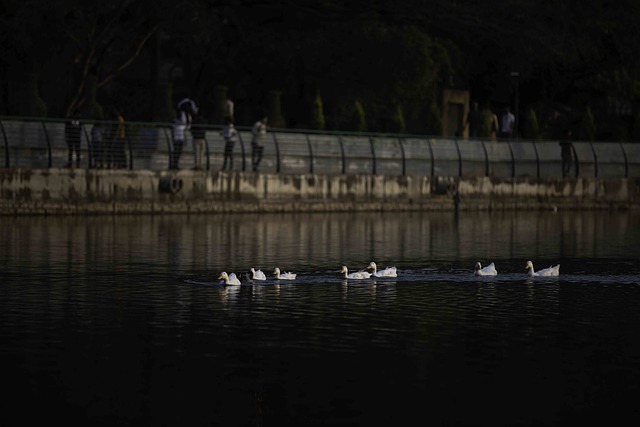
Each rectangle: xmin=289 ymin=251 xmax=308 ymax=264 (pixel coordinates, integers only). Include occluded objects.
xmin=218 ymin=271 xmax=241 ymax=285
xmin=367 ymin=261 xmax=398 ymax=278
xmin=474 ymin=262 xmax=498 ymax=276
xmin=250 ymin=268 xmax=267 ymax=281
xmin=525 ymin=261 xmax=560 ymax=277
xmin=273 ymin=267 xmax=296 ymax=280
xmin=341 ymin=265 xmax=372 ymax=280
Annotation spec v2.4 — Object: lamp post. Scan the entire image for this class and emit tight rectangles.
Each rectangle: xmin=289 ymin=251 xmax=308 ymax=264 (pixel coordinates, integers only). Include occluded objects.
xmin=510 ymin=71 xmax=520 ymax=142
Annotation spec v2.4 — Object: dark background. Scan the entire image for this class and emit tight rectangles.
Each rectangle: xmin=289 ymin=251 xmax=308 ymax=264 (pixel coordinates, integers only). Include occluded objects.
xmin=1 ymin=0 xmax=639 ymax=139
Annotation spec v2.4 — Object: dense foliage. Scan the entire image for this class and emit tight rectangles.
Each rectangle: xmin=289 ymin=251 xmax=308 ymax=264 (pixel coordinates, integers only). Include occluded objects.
xmin=1 ymin=0 xmax=639 ymax=140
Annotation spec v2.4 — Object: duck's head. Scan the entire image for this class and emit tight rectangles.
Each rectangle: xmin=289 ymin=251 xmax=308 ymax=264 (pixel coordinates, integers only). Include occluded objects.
xmin=273 ymin=267 xmax=281 ymax=275
xmin=340 ymin=266 xmax=348 ymax=273
xmin=367 ymin=262 xmax=377 ymax=270
xmin=218 ymin=272 xmax=229 ymax=280
xmin=525 ymin=261 xmax=533 ymax=270
xmin=474 ymin=262 xmax=482 ymax=271
xmin=250 ymin=268 xmax=256 ymax=274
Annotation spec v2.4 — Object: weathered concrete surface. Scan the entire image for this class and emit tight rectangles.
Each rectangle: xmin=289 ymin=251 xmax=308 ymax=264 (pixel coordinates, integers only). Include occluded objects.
xmin=0 ymin=168 xmax=637 ymax=215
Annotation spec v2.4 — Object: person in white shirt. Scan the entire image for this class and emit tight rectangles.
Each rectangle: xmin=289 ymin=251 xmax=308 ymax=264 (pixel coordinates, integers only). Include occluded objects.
xmin=499 ymin=106 xmax=515 ymax=140
xmin=251 ymin=116 xmax=268 ymax=171
xmin=221 ymin=116 xmax=238 ymax=170
xmin=172 ymin=98 xmax=196 ymax=169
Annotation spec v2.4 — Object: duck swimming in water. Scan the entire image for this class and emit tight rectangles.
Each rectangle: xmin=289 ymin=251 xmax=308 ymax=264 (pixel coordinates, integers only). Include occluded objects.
xmin=525 ymin=261 xmax=560 ymax=277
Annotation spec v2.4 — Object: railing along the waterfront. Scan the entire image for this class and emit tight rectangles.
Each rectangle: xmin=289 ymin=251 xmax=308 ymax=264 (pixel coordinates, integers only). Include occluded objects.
xmin=1 ymin=117 xmax=639 ymax=178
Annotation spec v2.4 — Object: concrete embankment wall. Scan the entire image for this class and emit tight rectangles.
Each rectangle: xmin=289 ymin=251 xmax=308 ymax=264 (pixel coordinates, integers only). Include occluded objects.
xmin=0 ymin=168 xmax=638 ymax=215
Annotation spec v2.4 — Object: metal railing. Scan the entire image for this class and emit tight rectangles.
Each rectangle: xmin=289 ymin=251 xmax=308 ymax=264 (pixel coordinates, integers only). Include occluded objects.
xmin=1 ymin=117 xmax=639 ymax=178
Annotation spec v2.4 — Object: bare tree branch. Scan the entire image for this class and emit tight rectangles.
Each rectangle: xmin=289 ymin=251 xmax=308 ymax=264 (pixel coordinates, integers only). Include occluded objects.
xmin=98 ymin=23 xmax=161 ymax=89
xmin=65 ymin=40 xmax=98 ymax=117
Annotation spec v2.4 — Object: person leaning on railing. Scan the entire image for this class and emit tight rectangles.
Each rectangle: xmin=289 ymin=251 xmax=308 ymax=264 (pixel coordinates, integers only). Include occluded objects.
xmin=559 ymin=129 xmax=573 ymax=178
xmin=251 ymin=115 xmax=268 ymax=172
xmin=65 ymin=114 xmax=82 ymax=168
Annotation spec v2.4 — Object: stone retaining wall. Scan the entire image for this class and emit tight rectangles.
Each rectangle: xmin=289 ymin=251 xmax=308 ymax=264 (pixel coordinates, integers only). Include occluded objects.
xmin=0 ymin=168 xmax=637 ymax=215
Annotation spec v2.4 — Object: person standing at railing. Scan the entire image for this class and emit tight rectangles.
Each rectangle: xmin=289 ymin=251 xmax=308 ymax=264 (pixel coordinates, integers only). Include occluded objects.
xmin=65 ymin=114 xmax=82 ymax=168
xmin=465 ymin=101 xmax=481 ymax=138
xmin=91 ymin=121 xmax=105 ymax=168
xmin=251 ymin=115 xmax=268 ymax=172
xmin=221 ymin=116 xmax=238 ymax=170
xmin=110 ymin=109 xmax=126 ymax=168
xmin=499 ymin=106 xmax=515 ymax=140
xmin=489 ymin=108 xmax=499 ymax=141
xmin=191 ymin=109 xmax=207 ymax=170
xmin=559 ymin=129 xmax=573 ymax=178
xmin=171 ymin=99 xmax=195 ymax=170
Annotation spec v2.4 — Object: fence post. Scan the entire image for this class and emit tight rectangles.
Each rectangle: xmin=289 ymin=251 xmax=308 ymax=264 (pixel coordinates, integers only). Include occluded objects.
xmin=454 ymin=137 xmax=462 ymax=176
xmin=205 ymin=136 xmax=210 ymax=171
xmin=480 ymin=140 xmax=489 ymax=177
xmin=338 ymin=135 xmax=346 ymax=174
xmin=162 ymin=127 xmax=172 ymax=170
xmin=41 ymin=121 xmax=52 ymax=168
xmin=428 ymin=138 xmax=435 ymax=177
xmin=506 ymin=140 xmax=515 ymax=178
xmin=305 ymin=134 xmax=314 ymax=174
xmin=532 ymin=141 xmax=540 ymax=179
xmin=619 ymin=142 xmax=629 ymax=178
xmin=0 ymin=121 xmax=9 ymax=168
xmin=125 ymin=136 xmax=133 ymax=170
xmin=589 ymin=142 xmax=598 ymax=177
xmin=272 ymin=132 xmax=281 ymax=173
xmin=369 ymin=136 xmax=377 ymax=175
xmin=238 ymin=132 xmax=246 ymax=171
xmin=398 ymin=137 xmax=406 ymax=176
xmin=82 ymin=125 xmax=93 ymax=168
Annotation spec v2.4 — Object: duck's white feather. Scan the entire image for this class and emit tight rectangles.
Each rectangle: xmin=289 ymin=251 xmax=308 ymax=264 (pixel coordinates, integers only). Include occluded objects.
xmin=341 ymin=265 xmax=372 ymax=280
xmin=526 ymin=261 xmax=560 ymax=277
xmin=474 ymin=262 xmax=498 ymax=276
xmin=273 ymin=267 xmax=296 ymax=280
xmin=367 ymin=262 xmax=398 ymax=277
xmin=218 ymin=271 xmax=241 ymax=285
xmin=251 ymin=268 xmax=267 ymax=281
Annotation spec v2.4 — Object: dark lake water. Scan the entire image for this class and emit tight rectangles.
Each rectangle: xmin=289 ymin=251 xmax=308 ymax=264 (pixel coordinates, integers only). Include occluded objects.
xmin=1 ymin=210 xmax=640 ymax=426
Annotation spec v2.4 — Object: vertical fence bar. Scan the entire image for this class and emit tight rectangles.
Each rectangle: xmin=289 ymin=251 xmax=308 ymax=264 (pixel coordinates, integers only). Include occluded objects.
xmin=454 ymin=137 xmax=462 ymax=176
xmin=369 ymin=136 xmax=377 ymax=175
xmin=428 ymin=138 xmax=435 ymax=177
xmin=162 ymin=128 xmax=172 ymax=171
xmin=41 ymin=121 xmax=52 ymax=168
xmin=506 ymin=140 xmax=515 ymax=178
xmin=205 ymin=136 xmax=210 ymax=171
xmin=272 ymin=132 xmax=281 ymax=173
xmin=305 ymin=134 xmax=314 ymax=174
xmin=480 ymin=140 xmax=489 ymax=177
xmin=398 ymin=137 xmax=406 ymax=176
xmin=238 ymin=132 xmax=246 ymax=171
xmin=0 ymin=121 xmax=9 ymax=168
xmin=589 ymin=142 xmax=598 ymax=177
xmin=82 ymin=125 xmax=93 ymax=168
xmin=338 ymin=135 xmax=346 ymax=174
xmin=572 ymin=144 xmax=580 ymax=177
xmin=126 ymin=136 xmax=133 ymax=170
xmin=619 ymin=142 xmax=628 ymax=178
xmin=532 ymin=141 xmax=540 ymax=179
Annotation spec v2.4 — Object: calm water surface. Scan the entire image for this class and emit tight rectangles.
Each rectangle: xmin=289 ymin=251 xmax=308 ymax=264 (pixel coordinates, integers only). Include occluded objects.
xmin=1 ymin=211 xmax=640 ymax=426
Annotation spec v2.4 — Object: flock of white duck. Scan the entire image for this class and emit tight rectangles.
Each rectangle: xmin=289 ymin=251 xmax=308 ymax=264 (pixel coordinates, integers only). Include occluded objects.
xmin=474 ymin=261 xmax=560 ymax=277
xmin=218 ymin=262 xmax=396 ymax=285
xmin=217 ymin=260 xmax=560 ymax=285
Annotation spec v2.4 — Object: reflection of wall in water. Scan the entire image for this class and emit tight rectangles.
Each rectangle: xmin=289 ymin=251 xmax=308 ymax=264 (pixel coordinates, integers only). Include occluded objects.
xmin=0 ymin=212 xmax=638 ymax=273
